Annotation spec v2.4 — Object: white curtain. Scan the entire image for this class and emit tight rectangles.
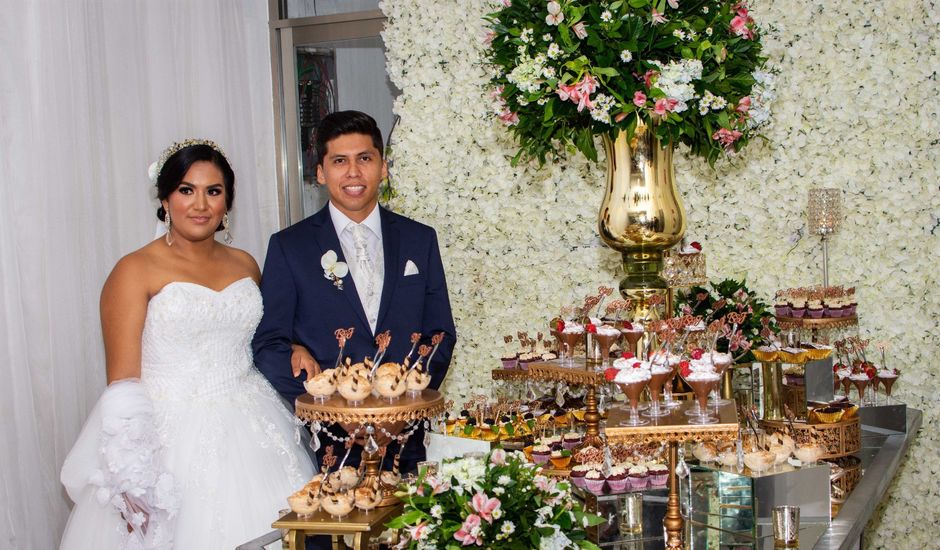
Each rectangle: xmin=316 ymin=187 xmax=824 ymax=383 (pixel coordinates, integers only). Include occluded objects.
xmin=0 ymin=1 xmax=279 ymax=546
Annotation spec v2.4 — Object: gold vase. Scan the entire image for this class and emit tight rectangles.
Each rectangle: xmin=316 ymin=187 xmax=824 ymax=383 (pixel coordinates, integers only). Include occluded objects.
xmin=598 ymin=121 xmax=686 ymax=312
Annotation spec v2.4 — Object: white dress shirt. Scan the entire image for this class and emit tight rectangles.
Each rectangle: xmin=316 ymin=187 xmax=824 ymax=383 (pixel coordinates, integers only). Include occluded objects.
xmin=328 ymin=202 xmax=384 ymax=333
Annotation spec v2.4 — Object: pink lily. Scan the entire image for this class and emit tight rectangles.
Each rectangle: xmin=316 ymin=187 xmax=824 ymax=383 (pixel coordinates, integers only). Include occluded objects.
xmin=556 ymin=82 xmax=578 ymax=102
xmin=651 ymin=8 xmax=668 ymax=24
xmin=736 ymin=96 xmax=752 ymax=113
xmin=409 ymin=522 xmax=431 ymax=541
xmin=712 ymin=128 xmax=743 ymax=150
xmin=454 ymin=514 xmax=484 ymax=546
xmin=572 ymin=21 xmax=588 ymax=39
xmin=498 ymin=110 xmax=519 ymax=126
xmin=471 ymin=491 xmax=502 ymax=523
xmin=633 ymin=91 xmax=648 ymax=108
xmin=653 ymin=98 xmax=679 ymax=115
xmin=490 ymin=448 xmax=507 ymax=465
xmin=642 ymin=69 xmax=658 ymax=88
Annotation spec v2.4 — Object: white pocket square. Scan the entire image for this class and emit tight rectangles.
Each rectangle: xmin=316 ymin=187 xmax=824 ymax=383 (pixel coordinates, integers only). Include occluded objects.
xmin=404 ymin=260 xmax=420 ymax=276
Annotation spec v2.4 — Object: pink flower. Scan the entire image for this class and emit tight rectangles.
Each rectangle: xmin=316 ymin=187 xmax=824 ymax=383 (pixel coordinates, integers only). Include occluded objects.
xmin=489 ymin=86 xmax=505 ymax=102
xmin=642 ymin=69 xmax=658 ymax=89
xmin=614 ymin=112 xmax=628 ymax=122
xmin=651 ymin=8 xmax=668 ymax=24
xmin=736 ymin=96 xmax=752 ymax=113
xmin=409 ymin=522 xmax=431 ymax=541
xmin=730 ymin=6 xmax=755 ymax=39
xmin=490 ymin=448 xmax=507 ymax=466
xmin=454 ymin=514 xmax=484 ymax=546
xmin=546 ymin=1 xmax=564 ymax=25
xmin=633 ymin=91 xmax=648 ymax=108
xmin=534 ymin=475 xmax=556 ymax=493
xmin=573 ymin=73 xmax=598 ymax=111
xmin=427 ymin=475 xmax=451 ymax=495
xmin=572 ymin=21 xmax=588 ymax=39
xmin=499 ymin=110 xmax=519 ymax=126
xmin=482 ymin=30 xmax=496 ymax=46
xmin=500 ymin=0 xmax=512 ymax=6
xmin=471 ymin=491 xmax=502 ymax=523
xmin=556 ymin=83 xmax=578 ymax=102
xmin=667 ymin=0 xmax=679 ymax=7
xmin=712 ymin=128 xmax=743 ymax=150
xmin=653 ymin=98 xmax=679 ymax=115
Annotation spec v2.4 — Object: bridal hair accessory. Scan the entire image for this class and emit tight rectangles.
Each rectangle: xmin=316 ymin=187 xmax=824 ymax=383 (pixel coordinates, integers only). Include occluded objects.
xmin=222 ymin=213 xmax=233 ymax=244
xmin=148 ymin=138 xmax=228 ymax=184
xmin=164 ymin=210 xmax=173 ymax=246
xmin=321 ymin=250 xmax=349 ymax=290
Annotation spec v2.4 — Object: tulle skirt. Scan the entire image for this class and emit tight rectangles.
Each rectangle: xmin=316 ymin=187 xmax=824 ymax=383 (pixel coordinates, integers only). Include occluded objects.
xmin=60 ymin=370 xmax=314 ymax=549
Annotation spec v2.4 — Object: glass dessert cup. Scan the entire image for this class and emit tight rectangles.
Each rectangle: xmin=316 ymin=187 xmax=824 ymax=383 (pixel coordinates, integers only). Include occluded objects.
xmin=621 ymin=329 xmax=644 ymax=357
xmin=594 ymin=332 xmax=621 ymax=368
xmin=707 ymin=361 xmax=733 ymax=407
xmin=662 ymin=367 xmax=681 ymax=408
xmin=558 ymin=332 xmax=583 ymax=367
xmin=617 ymin=381 xmax=650 ymax=426
xmin=852 ymin=378 xmax=869 ymax=405
xmin=840 ymin=377 xmax=852 ymax=398
xmin=879 ymin=375 xmax=897 ymax=403
xmin=832 ymin=375 xmax=842 ymax=397
xmin=643 ymin=370 xmax=672 ymax=418
xmin=684 ymin=377 xmax=719 ymax=424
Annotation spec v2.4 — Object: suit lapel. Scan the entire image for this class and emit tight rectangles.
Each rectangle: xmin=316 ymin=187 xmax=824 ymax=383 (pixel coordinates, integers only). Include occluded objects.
xmin=310 ymin=206 xmax=372 ymax=333
xmin=376 ymin=207 xmax=399 ymax=331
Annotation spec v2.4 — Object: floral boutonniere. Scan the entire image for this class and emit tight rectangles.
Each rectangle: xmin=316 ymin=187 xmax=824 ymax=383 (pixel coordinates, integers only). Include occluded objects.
xmin=321 ymin=250 xmax=348 ymax=290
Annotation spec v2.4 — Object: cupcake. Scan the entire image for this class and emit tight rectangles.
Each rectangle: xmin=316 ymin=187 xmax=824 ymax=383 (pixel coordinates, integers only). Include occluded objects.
xmin=501 ymin=354 xmax=519 ymax=369
xmin=531 ymin=444 xmax=552 ymax=464
xmin=605 ymin=465 xmax=629 ymax=493
xmin=807 ymin=302 xmax=824 ymax=319
xmin=789 ymin=296 xmax=807 ymax=318
xmin=550 ymin=449 xmax=572 ymax=470
xmin=647 ymin=463 xmax=669 ymax=486
xmin=584 ymin=469 xmax=606 ymax=496
xmin=570 ymin=464 xmax=591 ymax=489
xmin=628 ymin=464 xmax=649 ymax=490
xmin=562 ymin=431 xmax=583 ymax=450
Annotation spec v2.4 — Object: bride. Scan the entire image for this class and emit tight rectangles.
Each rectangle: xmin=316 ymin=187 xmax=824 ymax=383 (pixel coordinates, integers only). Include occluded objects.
xmin=60 ymin=140 xmax=314 ymax=549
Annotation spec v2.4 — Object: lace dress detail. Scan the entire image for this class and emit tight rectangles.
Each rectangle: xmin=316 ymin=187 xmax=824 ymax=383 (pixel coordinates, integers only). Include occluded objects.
xmin=60 ymin=278 xmax=314 ymax=550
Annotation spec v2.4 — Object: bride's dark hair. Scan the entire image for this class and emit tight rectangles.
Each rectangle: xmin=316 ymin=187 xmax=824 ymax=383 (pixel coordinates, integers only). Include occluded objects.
xmin=155 ymin=144 xmax=235 ymax=231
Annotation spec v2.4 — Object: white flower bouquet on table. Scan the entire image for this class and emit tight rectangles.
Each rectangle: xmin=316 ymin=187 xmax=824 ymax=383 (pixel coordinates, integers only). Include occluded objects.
xmin=485 ymin=0 xmax=776 ymax=165
xmin=387 ymin=449 xmax=603 ymax=549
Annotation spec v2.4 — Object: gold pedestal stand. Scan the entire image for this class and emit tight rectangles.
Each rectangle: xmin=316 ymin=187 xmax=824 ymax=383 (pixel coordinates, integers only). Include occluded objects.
xmin=751 ymin=348 xmax=833 ymax=421
xmin=273 ymin=505 xmax=402 ymax=550
xmin=528 ymin=360 xmax=606 ymax=449
xmin=295 ymin=390 xmax=446 ymax=507
xmin=605 ymin=401 xmax=739 ymax=550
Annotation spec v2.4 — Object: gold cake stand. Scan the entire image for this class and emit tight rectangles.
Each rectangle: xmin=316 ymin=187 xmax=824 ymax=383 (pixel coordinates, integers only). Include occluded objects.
xmin=295 ymin=390 xmax=446 ymax=507
xmin=751 ymin=348 xmax=833 ymax=421
xmin=490 ymin=368 xmax=533 ymax=382
xmin=528 ymin=359 xmax=606 ymax=449
xmin=605 ymin=401 xmax=739 ymax=550
xmin=273 ymin=505 xmax=402 ymax=550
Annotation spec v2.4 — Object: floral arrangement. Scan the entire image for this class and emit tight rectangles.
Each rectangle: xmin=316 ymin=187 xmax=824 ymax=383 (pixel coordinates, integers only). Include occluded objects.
xmin=675 ymin=278 xmax=777 ymax=362
xmin=387 ymin=449 xmax=602 ymax=549
xmin=484 ymin=0 xmax=775 ymax=165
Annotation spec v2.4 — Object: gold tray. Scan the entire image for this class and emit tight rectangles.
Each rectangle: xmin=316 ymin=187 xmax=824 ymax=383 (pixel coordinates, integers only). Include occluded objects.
xmin=295 ymin=390 xmax=446 ymax=425
xmin=491 ymin=368 xmax=533 ymax=381
xmin=751 ymin=347 xmax=833 ymax=364
xmin=528 ymin=359 xmax=605 ymax=386
xmin=761 ymin=417 xmax=861 ymax=460
xmin=604 ymin=401 xmax=739 ymax=445
xmin=775 ymin=315 xmax=858 ymax=330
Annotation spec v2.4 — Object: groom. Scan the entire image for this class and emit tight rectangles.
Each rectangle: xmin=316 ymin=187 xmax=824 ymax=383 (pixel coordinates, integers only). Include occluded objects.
xmin=253 ymin=110 xmax=456 ymax=474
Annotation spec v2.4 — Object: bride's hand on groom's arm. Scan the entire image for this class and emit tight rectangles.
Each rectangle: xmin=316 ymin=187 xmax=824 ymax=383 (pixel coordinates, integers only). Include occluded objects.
xmin=290 ymin=344 xmax=320 ymax=380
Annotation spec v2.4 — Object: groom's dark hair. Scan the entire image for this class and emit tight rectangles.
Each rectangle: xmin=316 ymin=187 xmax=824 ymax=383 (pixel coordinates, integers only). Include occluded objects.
xmin=315 ymin=110 xmax=384 ymax=166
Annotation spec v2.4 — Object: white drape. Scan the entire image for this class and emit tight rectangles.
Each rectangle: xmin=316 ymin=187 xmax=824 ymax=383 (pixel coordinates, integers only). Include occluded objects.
xmin=0 ymin=1 xmax=279 ymax=546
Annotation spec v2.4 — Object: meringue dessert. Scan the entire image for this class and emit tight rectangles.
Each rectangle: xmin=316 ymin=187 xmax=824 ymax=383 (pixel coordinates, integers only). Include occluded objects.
xmin=354 ymin=481 xmax=384 ymax=512
xmin=373 ymin=373 xmax=408 ymax=400
xmin=406 ymin=368 xmax=432 ymax=394
xmin=337 ymin=374 xmax=372 ymax=405
xmin=287 ymin=489 xmax=319 ymax=518
xmin=743 ymin=450 xmax=775 ymax=473
xmin=304 ymin=370 xmax=337 ymax=401
xmin=380 ymin=469 xmax=401 ymax=488
xmin=320 ymin=491 xmax=355 ymax=518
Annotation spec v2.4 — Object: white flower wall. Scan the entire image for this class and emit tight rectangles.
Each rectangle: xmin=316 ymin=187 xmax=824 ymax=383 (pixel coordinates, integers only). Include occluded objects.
xmin=380 ymin=0 xmax=939 ymax=544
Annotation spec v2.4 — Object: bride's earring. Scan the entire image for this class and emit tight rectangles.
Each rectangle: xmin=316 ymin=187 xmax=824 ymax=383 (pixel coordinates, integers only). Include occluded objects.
xmin=164 ymin=209 xmax=173 ymax=246
xmin=222 ymin=213 xmax=233 ymax=244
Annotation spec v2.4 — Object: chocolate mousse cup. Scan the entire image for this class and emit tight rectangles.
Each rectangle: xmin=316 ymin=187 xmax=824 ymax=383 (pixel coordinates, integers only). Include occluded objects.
xmin=618 ymin=381 xmax=650 ymax=426
xmin=685 ymin=378 xmax=719 ymax=424
xmin=879 ymin=375 xmax=897 ymax=398
xmin=643 ymin=371 xmax=672 ymax=418
xmin=558 ymin=332 xmax=583 ymax=367
xmin=852 ymin=378 xmax=869 ymax=405
xmin=595 ymin=333 xmax=621 ymax=368
xmin=621 ymin=329 xmax=644 ymax=357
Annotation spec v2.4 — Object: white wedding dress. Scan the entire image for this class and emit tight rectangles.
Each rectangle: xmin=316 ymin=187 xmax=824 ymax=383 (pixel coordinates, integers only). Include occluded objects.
xmin=60 ymin=278 xmax=314 ymax=549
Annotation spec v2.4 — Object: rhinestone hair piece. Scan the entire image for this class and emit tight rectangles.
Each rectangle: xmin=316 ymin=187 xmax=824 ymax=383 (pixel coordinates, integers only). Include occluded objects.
xmin=148 ymin=138 xmax=228 ymax=184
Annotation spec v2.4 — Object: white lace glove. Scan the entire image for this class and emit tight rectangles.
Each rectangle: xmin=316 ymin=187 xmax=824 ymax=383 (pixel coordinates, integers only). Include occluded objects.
xmin=88 ymin=378 xmax=179 ymax=549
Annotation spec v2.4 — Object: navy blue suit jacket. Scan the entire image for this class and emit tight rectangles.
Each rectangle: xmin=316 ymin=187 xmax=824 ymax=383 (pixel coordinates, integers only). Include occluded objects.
xmin=252 ymin=205 xmax=456 ymax=467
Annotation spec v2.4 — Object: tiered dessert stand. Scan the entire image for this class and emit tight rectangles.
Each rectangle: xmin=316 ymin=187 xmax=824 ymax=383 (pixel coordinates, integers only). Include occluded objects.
xmin=605 ymin=403 xmax=739 ymax=550
xmin=527 ymin=359 xmax=606 ymax=449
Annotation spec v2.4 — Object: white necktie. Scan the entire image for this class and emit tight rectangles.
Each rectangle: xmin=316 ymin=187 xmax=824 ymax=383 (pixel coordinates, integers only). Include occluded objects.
xmin=351 ymin=224 xmax=378 ymax=331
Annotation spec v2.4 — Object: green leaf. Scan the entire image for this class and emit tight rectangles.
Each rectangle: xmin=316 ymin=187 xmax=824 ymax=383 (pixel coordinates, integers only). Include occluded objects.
xmin=628 ymin=0 xmax=649 ymax=8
